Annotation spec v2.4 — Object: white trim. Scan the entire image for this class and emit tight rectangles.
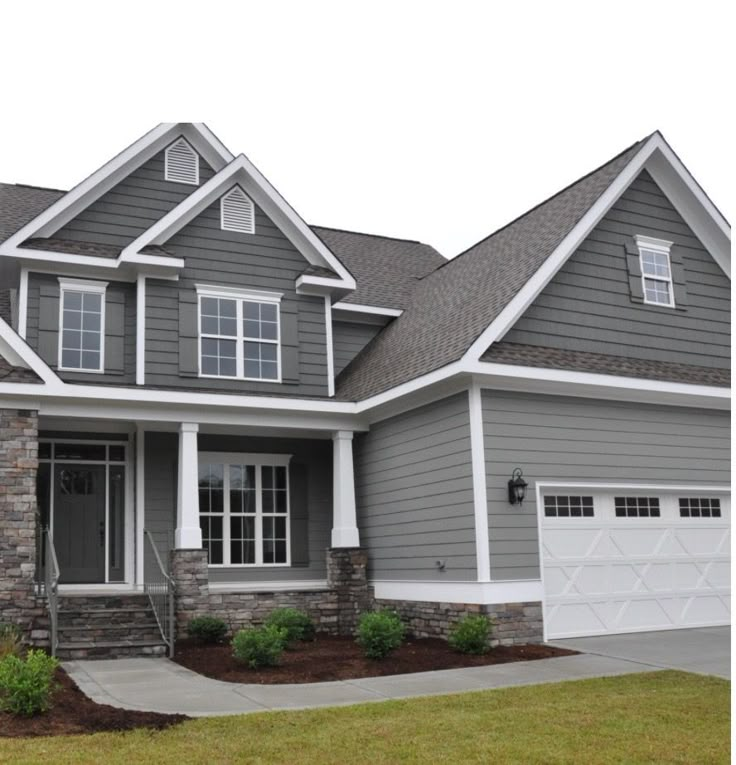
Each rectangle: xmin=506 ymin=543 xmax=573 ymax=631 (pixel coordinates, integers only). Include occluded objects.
xmin=176 ymin=422 xmax=202 ymax=549
xmin=164 ymin=137 xmax=200 ymax=185
xmin=57 ymin=279 xmax=107 ymax=373
xmin=57 ymin=277 xmax=108 ymax=294
xmin=325 ymin=295 xmax=335 ymax=397
xmin=135 ymin=425 xmax=145 ymax=587
xmin=332 ymin=301 xmax=403 ymax=318
xmin=208 ymin=580 xmax=329 ymax=593
xmin=331 ymin=430 xmax=360 ymax=547
xmin=195 ymin=283 xmax=283 ymax=302
xmin=136 ymin=275 xmax=145 ymax=385
xmin=0 ymin=318 xmax=58 ymax=382
xmin=17 ymin=268 xmax=28 ymax=339
xmin=634 ymin=234 xmax=673 ymax=252
xmin=371 ymin=579 xmax=543 ymax=605
xmin=468 ymin=385 xmax=491 ymax=581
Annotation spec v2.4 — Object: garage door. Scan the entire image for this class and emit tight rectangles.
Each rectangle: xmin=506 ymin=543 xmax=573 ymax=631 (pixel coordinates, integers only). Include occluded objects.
xmin=541 ymin=490 xmax=730 ymax=639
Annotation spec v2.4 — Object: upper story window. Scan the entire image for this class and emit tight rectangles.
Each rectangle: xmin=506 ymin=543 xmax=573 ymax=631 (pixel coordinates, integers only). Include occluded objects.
xmin=636 ymin=235 xmax=675 ymax=308
xmin=165 ymin=137 xmax=199 ymax=185
xmin=58 ymin=278 xmax=107 ymax=372
xmin=196 ymin=285 xmax=281 ymax=382
xmin=221 ymin=186 xmax=255 ymax=234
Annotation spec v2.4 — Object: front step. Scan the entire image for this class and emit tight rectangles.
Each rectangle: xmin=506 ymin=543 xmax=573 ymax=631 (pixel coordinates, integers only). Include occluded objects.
xmin=55 ymin=594 xmax=169 ymax=660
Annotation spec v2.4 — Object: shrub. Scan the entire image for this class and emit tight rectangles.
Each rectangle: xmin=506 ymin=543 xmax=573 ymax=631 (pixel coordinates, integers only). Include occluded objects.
xmin=0 ymin=623 xmax=23 ymax=660
xmin=232 ymin=625 xmax=288 ymax=669
xmin=356 ymin=610 xmax=405 ymax=659
xmin=448 ymin=614 xmax=492 ymax=654
xmin=188 ymin=615 xmax=228 ymax=644
xmin=0 ymin=649 xmax=59 ymax=716
xmin=265 ymin=608 xmax=315 ymax=644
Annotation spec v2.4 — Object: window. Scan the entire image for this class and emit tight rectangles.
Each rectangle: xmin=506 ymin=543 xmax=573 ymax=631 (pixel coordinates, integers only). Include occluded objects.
xmin=198 ymin=453 xmax=290 ymax=566
xmin=197 ymin=286 xmax=281 ymax=381
xmin=636 ymin=235 xmax=675 ymax=307
xmin=544 ymin=495 xmax=594 ymax=518
xmin=165 ymin=137 xmax=199 ymax=185
xmin=679 ymin=497 xmax=722 ymax=518
xmin=58 ymin=278 xmax=107 ymax=372
xmin=221 ymin=186 xmax=255 ymax=234
xmin=614 ymin=496 xmax=660 ymax=518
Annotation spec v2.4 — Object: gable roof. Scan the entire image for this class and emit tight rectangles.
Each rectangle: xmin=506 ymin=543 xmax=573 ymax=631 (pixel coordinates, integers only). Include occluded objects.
xmin=0 ymin=183 xmax=62 ymax=242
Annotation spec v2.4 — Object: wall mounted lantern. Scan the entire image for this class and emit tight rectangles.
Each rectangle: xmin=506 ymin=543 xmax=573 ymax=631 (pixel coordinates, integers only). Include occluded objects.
xmin=507 ymin=468 xmax=528 ymax=506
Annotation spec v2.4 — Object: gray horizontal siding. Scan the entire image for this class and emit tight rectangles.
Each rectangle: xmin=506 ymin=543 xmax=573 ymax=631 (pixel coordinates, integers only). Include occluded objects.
xmin=503 ymin=171 xmax=730 ymax=369
xmin=482 ymin=390 xmax=731 ymax=581
xmin=143 ymin=432 xmax=331 ymax=583
xmin=355 ymin=393 xmax=477 ymax=581
xmin=332 ymin=317 xmax=387 ymax=375
xmin=145 ymin=199 xmax=329 ymax=396
xmin=56 ymin=149 xmax=215 ymax=248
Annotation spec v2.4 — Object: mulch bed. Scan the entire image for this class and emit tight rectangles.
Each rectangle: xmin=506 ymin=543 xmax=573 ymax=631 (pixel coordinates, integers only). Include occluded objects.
xmin=173 ymin=634 xmax=577 ymax=684
xmin=1 ymin=668 xmax=188 ymax=738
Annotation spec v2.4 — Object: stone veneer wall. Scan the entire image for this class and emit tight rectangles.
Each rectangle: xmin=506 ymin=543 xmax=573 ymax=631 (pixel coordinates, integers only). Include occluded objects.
xmin=0 ymin=409 xmax=42 ymax=639
xmin=374 ymin=599 xmax=544 ymax=645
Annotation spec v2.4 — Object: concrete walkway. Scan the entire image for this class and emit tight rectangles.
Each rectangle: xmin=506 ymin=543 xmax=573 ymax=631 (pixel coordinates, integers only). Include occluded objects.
xmin=65 ymin=652 xmax=662 ymax=717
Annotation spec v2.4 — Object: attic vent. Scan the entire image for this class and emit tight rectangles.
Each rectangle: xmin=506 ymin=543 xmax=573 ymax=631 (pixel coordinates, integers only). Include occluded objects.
xmin=165 ymin=138 xmax=199 ymax=185
xmin=221 ymin=186 xmax=255 ymax=234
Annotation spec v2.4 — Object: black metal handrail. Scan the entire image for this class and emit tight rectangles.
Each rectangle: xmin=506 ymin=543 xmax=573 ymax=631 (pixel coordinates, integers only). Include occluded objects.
xmin=143 ymin=529 xmax=176 ymax=657
xmin=43 ymin=527 xmax=60 ymax=657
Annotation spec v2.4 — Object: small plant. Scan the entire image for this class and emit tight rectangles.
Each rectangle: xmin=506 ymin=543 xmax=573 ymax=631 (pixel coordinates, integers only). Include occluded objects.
xmin=0 ymin=649 xmax=59 ymax=716
xmin=188 ymin=615 xmax=228 ymax=644
xmin=0 ymin=623 xmax=23 ymax=660
xmin=232 ymin=625 xmax=288 ymax=669
xmin=356 ymin=610 xmax=406 ymax=659
xmin=448 ymin=614 xmax=492 ymax=655
xmin=265 ymin=608 xmax=315 ymax=644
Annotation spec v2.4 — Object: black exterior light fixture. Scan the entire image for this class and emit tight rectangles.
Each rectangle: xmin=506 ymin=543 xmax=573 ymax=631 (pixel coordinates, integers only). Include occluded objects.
xmin=508 ymin=468 xmax=528 ymax=506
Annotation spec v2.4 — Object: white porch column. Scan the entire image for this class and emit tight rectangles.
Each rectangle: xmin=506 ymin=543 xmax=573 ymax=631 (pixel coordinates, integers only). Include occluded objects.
xmin=175 ymin=422 xmax=202 ymax=549
xmin=331 ymin=430 xmax=360 ymax=547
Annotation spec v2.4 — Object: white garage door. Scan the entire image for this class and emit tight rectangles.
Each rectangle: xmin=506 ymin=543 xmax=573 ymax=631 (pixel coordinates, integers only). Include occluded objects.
xmin=541 ymin=490 xmax=730 ymax=639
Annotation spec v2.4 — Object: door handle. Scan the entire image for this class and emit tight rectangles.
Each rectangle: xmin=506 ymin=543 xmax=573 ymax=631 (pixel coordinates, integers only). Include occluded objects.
xmin=99 ymin=522 xmax=105 ymax=547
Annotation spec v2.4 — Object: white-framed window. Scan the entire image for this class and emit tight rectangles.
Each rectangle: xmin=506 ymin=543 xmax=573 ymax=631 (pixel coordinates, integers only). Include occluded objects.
xmin=196 ymin=285 xmax=282 ymax=382
xmin=221 ymin=186 xmax=255 ymax=234
xmin=679 ymin=497 xmax=722 ymax=519
xmin=164 ymin=137 xmax=199 ymax=185
xmin=198 ymin=452 xmax=291 ymax=567
xmin=58 ymin=278 xmax=107 ymax=372
xmin=543 ymin=495 xmax=595 ymax=518
xmin=635 ymin=235 xmax=675 ymax=308
xmin=614 ymin=496 xmax=661 ymax=518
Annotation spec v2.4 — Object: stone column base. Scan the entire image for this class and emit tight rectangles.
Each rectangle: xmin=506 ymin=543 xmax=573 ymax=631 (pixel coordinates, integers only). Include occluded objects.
xmin=169 ymin=549 xmax=209 ymax=638
xmin=326 ymin=547 xmax=372 ymax=634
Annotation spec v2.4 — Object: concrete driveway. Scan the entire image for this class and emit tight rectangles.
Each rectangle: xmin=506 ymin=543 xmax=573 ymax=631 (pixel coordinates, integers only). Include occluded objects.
xmin=551 ymin=626 xmax=730 ymax=679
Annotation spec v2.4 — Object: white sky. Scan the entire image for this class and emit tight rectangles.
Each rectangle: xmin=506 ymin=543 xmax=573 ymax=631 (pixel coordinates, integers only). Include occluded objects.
xmin=1 ymin=0 xmax=731 ymax=258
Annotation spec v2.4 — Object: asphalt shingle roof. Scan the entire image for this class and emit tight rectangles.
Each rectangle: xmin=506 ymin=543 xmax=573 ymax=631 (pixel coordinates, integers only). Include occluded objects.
xmin=0 ymin=183 xmax=62 ymax=242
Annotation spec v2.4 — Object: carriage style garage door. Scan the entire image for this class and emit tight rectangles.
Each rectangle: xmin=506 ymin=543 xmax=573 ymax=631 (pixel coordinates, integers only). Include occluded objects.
xmin=541 ymin=489 xmax=730 ymax=640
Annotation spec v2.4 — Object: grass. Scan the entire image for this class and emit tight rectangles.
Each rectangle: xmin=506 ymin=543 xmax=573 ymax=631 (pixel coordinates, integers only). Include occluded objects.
xmin=0 ymin=671 xmax=729 ymax=764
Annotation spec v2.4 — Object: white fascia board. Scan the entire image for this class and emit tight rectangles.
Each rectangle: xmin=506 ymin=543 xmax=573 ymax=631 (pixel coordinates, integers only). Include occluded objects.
xmin=2 ymin=247 xmax=121 ymax=269
xmin=372 ymin=579 xmax=543 ymax=605
xmin=295 ymin=274 xmax=349 ymax=294
xmin=469 ymin=361 xmax=731 ymax=410
xmin=0 ymin=317 xmax=59 ymax=384
xmin=333 ymin=301 xmax=403 ymax=318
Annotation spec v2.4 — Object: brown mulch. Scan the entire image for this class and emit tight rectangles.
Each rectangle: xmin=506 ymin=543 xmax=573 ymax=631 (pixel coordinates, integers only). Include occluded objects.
xmin=173 ymin=634 xmax=577 ymax=684
xmin=0 ymin=668 xmax=188 ymax=738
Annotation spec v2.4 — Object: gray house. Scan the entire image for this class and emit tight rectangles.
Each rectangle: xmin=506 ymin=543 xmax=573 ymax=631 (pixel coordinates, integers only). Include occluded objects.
xmin=0 ymin=124 xmax=729 ymax=658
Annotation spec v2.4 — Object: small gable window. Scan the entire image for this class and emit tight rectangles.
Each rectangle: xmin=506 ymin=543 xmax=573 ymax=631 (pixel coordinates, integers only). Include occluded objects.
xmin=165 ymin=137 xmax=199 ymax=185
xmin=221 ymin=186 xmax=255 ymax=234
xmin=636 ymin=235 xmax=674 ymax=308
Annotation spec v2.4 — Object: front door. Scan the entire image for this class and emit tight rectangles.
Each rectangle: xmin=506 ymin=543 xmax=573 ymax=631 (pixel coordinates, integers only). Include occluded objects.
xmin=54 ymin=464 xmax=107 ymax=583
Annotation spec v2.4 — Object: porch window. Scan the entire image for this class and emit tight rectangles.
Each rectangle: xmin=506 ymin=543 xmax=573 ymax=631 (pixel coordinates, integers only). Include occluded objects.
xmin=58 ymin=278 xmax=107 ymax=372
xmin=196 ymin=285 xmax=282 ymax=382
xmin=198 ymin=452 xmax=291 ymax=566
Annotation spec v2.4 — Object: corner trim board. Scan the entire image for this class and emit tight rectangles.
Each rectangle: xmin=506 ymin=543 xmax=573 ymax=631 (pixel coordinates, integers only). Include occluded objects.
xmin=468 ymin=385 xmax=491 ymax=581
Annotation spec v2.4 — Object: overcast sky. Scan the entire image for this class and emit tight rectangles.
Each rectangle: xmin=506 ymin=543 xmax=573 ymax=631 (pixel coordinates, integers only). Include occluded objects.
xmin=1 ymin=1 xmax=730 ymax=258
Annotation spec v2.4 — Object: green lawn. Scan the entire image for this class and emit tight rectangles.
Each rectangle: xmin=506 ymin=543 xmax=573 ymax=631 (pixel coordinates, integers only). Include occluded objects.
xmin=0 ymin=671 xmax=729 ymax=764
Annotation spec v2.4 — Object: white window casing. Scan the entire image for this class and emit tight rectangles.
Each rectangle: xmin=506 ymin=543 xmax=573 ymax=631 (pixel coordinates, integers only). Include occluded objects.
xmin=221 ymin=186 xmax=255 ymax=234
xmin=57 ymin=277 xmax=108 ymax=373
xmin=165 ymin=137 xmax=200 ymax=185
xmin=635 ymin=234 xmax=675 ymax=308
xmin=196 ymin=285 xmax=282 ymax=383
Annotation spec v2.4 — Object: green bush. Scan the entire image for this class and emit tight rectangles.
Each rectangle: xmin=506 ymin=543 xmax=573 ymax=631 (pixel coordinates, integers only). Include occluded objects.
xmin=0 ymin=649 xmax=59 ymax=716
xmin=0 ymin=623 xmax=23 ymax=660
xmin=448 ymin=614 xmax=492 ymax=654
xmin=188 ymin=615 xmax=228 ymax=644
xmin=232 ymin=625 xmax=288 ymax=669
xmin=265 ymin=608 xmax=315 ymax=644
xmin=356 ymin=610 xmax=406 ymax=659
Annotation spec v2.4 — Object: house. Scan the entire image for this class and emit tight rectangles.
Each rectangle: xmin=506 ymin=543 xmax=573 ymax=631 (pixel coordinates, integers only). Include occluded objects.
xmin=0 ymin=124 xmax=729 ymax=659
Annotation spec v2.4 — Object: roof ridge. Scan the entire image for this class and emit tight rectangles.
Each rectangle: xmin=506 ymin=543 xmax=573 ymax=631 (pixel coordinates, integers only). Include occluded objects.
xmin=3 ymin=182 xmax=67 ymax=194
xmin=311 ymin=224 xmax=427 ymax=247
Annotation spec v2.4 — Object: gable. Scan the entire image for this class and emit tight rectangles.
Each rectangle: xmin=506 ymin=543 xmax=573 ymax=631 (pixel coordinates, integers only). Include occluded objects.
xmin=53 ymin=147 xmax=216 ymax=249
xmin=499 ymin=170 xmax=730 ymax=370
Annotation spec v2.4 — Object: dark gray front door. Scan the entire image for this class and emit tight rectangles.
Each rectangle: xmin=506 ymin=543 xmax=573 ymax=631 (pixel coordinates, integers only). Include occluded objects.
xmin=54 ymin=464 xmax=106 ymax=583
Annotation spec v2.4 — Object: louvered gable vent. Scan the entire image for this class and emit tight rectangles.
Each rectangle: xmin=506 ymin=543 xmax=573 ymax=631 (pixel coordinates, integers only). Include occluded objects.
xmin=165 ymin=137 xmax=199 ymax=185
xmin=221 ymin=186 xmax=255 ymax=234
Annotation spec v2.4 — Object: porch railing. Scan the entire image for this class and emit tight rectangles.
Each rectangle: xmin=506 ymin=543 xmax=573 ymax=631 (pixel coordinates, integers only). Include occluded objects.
xmin=43 ymin=527 xmax=60 ymax=658
xmin=143 ymin=529 xmax=176 ymax=657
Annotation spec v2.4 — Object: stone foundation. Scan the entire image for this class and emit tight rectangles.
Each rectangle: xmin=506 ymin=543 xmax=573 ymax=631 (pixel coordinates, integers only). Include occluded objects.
xmin=326 ymin=548 xmax=372 ymax=633
xmin=0 ymin=409 xmax=41 ymax=640
xmin=170 ymin=549 xmax=210 ymax=636
xmin=374 ymin=598 xmax=544 ymax=645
